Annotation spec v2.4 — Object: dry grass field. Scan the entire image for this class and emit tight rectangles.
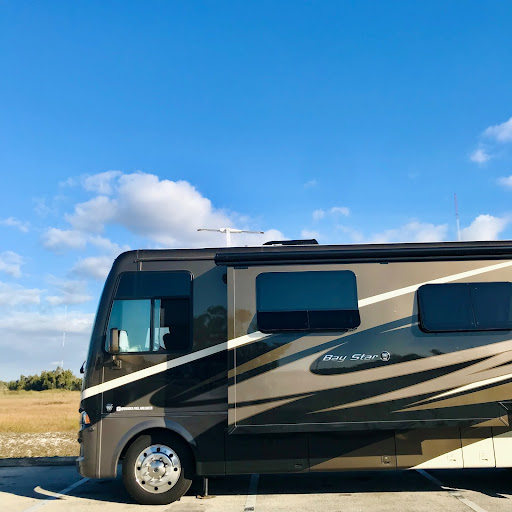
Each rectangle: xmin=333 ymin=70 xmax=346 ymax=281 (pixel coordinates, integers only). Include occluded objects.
xmin=0 ymin=390 xmax=80 ymax=458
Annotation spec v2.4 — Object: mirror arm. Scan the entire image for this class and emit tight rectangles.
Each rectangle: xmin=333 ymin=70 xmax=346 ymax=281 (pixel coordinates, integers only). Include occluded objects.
xmin=104 ymin=354 xmax=123 ymax=369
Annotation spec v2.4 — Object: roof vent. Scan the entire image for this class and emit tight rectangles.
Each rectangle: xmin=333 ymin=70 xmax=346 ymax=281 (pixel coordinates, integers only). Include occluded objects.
xmin=263 ymin=239 xmax=319 ymax=246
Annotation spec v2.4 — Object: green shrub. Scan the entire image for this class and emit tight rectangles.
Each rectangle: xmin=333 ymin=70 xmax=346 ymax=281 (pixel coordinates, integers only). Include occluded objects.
xmin=4 ymin=368 xmax=82 ymax=391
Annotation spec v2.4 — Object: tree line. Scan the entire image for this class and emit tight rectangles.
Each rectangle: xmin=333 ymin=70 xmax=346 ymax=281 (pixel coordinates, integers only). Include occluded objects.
xmin=0 ymin=367 xmax=82 ymax=391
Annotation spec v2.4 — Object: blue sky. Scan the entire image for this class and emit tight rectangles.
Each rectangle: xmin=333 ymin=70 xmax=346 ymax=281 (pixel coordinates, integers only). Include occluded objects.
xmin=1 ymin=1 xmax=512 ymax=380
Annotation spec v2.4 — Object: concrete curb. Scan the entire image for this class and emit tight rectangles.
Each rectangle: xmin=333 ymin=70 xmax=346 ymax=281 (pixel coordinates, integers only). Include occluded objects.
xmin=0 ymin=456 xmax=76 ymax=467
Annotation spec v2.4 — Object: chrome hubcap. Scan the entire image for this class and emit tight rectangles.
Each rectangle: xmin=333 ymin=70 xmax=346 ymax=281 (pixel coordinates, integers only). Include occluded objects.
xmin=134 ymin=444 xmax=181 ymax=494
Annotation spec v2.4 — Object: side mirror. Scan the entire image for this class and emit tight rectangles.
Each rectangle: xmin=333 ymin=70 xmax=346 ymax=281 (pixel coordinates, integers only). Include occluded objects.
xmin=109 ymin=328 xmax=120 ymax=353
xmin=108 ymin=328 xmax=128 ymax=354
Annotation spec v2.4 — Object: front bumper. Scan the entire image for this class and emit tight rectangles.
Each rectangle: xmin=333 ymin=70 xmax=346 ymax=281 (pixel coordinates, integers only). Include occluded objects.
xmin=76 ymin=424 xmax=99 ymax=478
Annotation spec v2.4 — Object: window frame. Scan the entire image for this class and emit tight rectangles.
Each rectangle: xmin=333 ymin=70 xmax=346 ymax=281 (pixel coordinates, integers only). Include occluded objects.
xmin=105 ymin=271 xmax=193 ymax=355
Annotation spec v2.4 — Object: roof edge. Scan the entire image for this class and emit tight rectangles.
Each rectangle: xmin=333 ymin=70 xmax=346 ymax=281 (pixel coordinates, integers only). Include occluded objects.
xmin=214 ymin=240 xmax=512 ymax=266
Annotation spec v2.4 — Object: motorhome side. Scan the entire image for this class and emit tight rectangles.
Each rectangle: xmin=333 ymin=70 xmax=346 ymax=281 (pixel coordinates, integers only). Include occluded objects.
xmin=77 ymin=241 xmax=512 ymax=505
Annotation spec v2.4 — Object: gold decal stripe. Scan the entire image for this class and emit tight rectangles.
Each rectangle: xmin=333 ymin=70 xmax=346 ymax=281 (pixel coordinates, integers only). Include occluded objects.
xmin=358 ymin=261 xmax=512 ymax=307
xmin=81 ymin=331 xmax=271 ymax=400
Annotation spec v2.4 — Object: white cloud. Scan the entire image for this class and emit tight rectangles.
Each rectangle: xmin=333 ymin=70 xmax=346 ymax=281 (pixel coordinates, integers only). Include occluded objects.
xmin=42 ymin=228 xmax=129 ymax=259
xmin=497 ymin=175 xmax=512 ymax=188
xmin=71 ymin=256 xmax=115 ymax=280
xmin=88 ymin=236 xmax=129 ymax=254
xmin=0 ymin=217 xmax=29 ymax=233
xmin=45 ymin=277 xmax=92 ymax=305
xmin=369 ymin=221 xmax=449 ymax=244
xmin=113 ymin=173 xmax=236 ymax=246
xmin=301 ymin=229 xmax=321 ymax=240
xmin=304 ymin=179 xmax=318 ymax=189
xmin=303 ymin=219 xmax=448 ymax=245
xmin=33 ymin=197 xmax=56 ymax=217
xmin=337 ymin=225 xmax=365 ymax=243
xmin=46 ymin=294 xmax=91 ymax=306
xmin=312 ymin=209 xmax=325 ymax=221
xmin=470 ymin=148 xmax=492 ymax=164
xmin=312 ymin=207 xmax=350 ymax=222
xmin=82 ymin=170 xmax=122 ymax=195
xmin=0 ymin=311 xmax=93 ymax=342
xmin=470 ymin=116 xmax=512 ymax=165
xmin=330 ymin=206 xmax=350 ymax=216
xmin=59 ymin=177 xmax=77 ymax=188
xmin=0 ymin=309 xmax=94 ymax=378
xmin=0 ymin=251 xmax=25 ymax=278
xmin=65 ymin=195 xmax=116 ymax=233
xmin=44 ymin=172 xmax=284 ymax=250
xmin=69 ymin=237 xmax=128 ymax=280
xmin=484 ymin=116 xmax=512 ymax=143
xmin=0 ymin=282 xmax=42 ymax=306
xmin=42 ymin=228 xmax=88 ymax=251
xmin=460 ymin=214 xmax=509 ymax=241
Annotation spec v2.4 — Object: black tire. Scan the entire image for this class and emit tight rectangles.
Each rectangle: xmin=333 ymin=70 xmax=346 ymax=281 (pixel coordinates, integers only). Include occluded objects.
xmin=122 ymin=432 xmax=194 ymax=505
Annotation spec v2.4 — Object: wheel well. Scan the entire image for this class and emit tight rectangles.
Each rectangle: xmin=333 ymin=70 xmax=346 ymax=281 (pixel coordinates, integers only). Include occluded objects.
xmin=119 ymin=428 xmax=196 ymax=467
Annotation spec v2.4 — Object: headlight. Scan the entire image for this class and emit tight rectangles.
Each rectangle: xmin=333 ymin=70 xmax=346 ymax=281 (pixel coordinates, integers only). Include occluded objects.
xmin=80 ymin=410 xmax=91 ymax=426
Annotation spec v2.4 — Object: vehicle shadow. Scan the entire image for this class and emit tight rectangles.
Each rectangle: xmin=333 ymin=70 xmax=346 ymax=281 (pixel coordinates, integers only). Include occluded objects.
xmin=3 ymin=467 xmax=511 ymax=505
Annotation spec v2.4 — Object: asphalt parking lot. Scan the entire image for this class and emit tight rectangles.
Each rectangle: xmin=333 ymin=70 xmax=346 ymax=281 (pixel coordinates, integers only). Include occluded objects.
xmin=1 ymin=465 xmax=511 ymax=512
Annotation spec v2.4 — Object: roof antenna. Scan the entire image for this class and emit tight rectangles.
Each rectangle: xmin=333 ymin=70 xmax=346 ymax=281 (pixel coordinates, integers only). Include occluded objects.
xmin=198 ymin=227 xmax=264 ymax=247
xmin=454 ymin=193 xmax=461 ymax=241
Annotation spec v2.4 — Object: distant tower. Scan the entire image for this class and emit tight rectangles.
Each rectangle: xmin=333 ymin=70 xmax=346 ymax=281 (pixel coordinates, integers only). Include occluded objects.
xmin=61 ymin=305 xmax=67 ymax=369
xmin=454 ymin=194 xmax=461 ymax=241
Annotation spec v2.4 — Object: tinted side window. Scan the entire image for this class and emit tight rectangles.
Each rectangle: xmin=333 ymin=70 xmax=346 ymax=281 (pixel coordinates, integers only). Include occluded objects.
xmin=418 ymin=282 xmax=512 ymax=332
xmin=256 ymin=271 xmax=360 ymax=332
xmin=470 ymin=282 xmax=512 ymax=330
xmin=418 ymin=284 xmax=474 ymax=331
xmin=115 ymin=271 xmax=192 ymax=299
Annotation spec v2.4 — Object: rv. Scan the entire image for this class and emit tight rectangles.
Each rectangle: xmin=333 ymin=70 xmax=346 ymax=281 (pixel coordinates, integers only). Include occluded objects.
xmin=77 ymin=240 xmax=512 ymax=505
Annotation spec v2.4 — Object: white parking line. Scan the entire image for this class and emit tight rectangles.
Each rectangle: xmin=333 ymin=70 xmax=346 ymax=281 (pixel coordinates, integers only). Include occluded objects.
xmin=23 ymin=477 xmax=89 ymax=512
xmin=244 ymin=473 xmax=259 ymax=512
xmin=416 ymin=469 xmax=489 ymax=512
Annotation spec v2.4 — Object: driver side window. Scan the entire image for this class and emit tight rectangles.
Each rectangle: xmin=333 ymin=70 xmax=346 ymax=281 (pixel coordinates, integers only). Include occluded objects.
xmin=106 ymin=297 xmax=192 ymax=353
xmin=107 ymin=299 xmax=152 ymax=352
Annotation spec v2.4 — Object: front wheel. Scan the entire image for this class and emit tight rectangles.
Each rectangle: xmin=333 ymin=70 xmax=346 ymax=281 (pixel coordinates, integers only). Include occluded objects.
xmin=122 ymin=433 xmax=193 ymax=505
